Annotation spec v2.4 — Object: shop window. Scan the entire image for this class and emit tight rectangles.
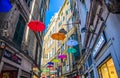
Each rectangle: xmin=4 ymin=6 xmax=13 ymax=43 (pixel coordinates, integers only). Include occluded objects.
xmin=107 ymin=58 xmax=118 ymax=78
xmin=98 ymin=58 xmax=118 ymax=78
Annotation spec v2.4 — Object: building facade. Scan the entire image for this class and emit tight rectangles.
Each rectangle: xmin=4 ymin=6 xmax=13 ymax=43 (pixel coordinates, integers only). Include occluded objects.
xmin=42 ymin=0 xmax=81 ymax=78
xmin=75 ymin=0 xmax=120 ymax=78
xmin=0 ymin=0 xmax=49 ymax=78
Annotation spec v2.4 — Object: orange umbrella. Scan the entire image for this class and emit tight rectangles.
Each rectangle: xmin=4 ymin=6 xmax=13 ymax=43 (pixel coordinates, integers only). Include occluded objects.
xmin=51 ymin=33 xmax=65 ymax=40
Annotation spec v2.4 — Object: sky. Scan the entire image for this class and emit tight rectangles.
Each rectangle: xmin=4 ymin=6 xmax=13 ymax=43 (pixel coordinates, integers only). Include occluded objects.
xmin=45 ymin=0 xmax=64 ymax=28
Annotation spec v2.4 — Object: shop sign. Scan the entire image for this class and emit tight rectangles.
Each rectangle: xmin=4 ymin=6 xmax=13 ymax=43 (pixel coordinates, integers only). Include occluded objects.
xmin=3 ymin=50 xmax=22 ymax=65
xmin=92 ymin=33 xmax=106 ymax=57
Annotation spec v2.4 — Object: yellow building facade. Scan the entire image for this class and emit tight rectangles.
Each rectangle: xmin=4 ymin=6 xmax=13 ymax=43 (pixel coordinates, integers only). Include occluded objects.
xmin=42 ymin=0 xmax=80 ymax=77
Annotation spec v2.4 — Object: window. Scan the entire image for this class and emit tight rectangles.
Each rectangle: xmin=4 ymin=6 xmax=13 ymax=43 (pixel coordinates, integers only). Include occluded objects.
xmin=58 ymin=41 xmax=60 ymax=47
xmin=58 ymin=21 xmax=62 ymax=26
xmin=88 ymin=54 xmax=92 ymax=67
xmin=63 ymin=16 xmax=65 ymax=21
xmin=61 ymin=12 xmax=63 ymax=16
xmin=61 ymin=44 xmax=65 ymax=52
xmin=66 ymin=10 xmax=68 ymax=15
xmin=25 ymin=0 xmax=31 ymax=7
xmin=67 ymin=1 xmax=69 ymax=5
xmin=67 ymin=18 xmax=72 ymax=31
xmin=98 ymin=58 xmax=118 ymax=78
xmin=90 ymin=70 xmax=94 ymax=78
xmin=12 ymin=15 xmax=26 ymax=47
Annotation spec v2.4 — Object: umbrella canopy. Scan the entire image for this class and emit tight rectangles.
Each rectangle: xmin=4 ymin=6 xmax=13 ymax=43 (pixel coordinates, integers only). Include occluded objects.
xmin=52 ymin=58 xmax=60 ymax=63
xmin=47 ymin=62 xmax=54 ymax=65
xmin=58 ymin=54 xmax=67 ymax=59
xmin=42 ymin=69 xmax=50 ymax=72
xmin=67 ymin=47 xmax=77 ymax=53
xmin=59 ymin=28 xmax=67 ymax=34
xmin=51 ymin=33 xmax=65 ymax=40
xmin=27 ymin=20 xmax=45 ymax=32
xmin=47 ymin=65 xmax=53 ymax=68
xmin=66 ymin=39 xmax=78 ymax=46
xmin=0 ymin=0 xmax=12 ymax=12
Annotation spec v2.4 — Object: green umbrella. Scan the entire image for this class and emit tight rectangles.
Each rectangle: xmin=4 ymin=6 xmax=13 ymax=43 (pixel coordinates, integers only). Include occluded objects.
xmin=67 ymin=47 xmax=77 ymax=53
xmin=42 ymin=69 xmax=50 ymax=72
xmin=52 ymin=58 xmax=60 ymax=63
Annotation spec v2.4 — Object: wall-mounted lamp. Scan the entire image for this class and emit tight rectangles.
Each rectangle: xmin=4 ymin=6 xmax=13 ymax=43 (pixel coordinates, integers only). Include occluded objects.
xmin=81 ymin=25 xmax=97 ymax=35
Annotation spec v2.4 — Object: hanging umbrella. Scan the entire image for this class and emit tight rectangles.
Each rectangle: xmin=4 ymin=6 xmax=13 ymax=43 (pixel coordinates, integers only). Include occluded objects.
xmin=67 ymin=47 xmax=77 ymax=53
xmin=47 ymin=65 xmax=53 ymax=68
xmin=47 ymin=62 xmax=54 ymax=65
xmin=27 ymin=20 xmax=45 ymax=32
xmin=58 ymin=54 xmax=67 ymax=59
xmin=51 ymin=33 xmax=65 ymax=40
xmin=59 ymin=28 xmax=67 ymax=34
xmin=52 ymin=58 xmax=60 ymax=63
xmin=42 ymin=69 xmax=50 ymax=72
xmin=66 ymin=39 xmax=78 ymax=46
xmin=0 ymin=0 xmax=12 ymax=12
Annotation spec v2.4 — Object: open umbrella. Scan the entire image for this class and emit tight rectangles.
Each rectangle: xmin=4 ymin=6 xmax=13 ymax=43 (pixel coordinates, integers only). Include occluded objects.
xmin=47 ymin=62 xmax=54 ymax=65
xmin=67 ymin=47 xmax=77 ymax=53
xmin=0 ymin=0 xmax=12 ymax=12
xmin=58 ymin=54 xmax=67 ymax=59
xmin=27 ymin=20 xmax=45 ymax=32
xmin=59 ymin=28 xmax=67 ymax=34
xmin=42 ymin=69 xmax=50 ymax=72
xmin=52 ymin=58 xmax=60 ymax=63
xmin=47 ymin=65 xmax=53 ymax=68
xmin=66 ymin=39 xmax=78 ymax=46
xmin=51 ymin=33 xmax=65 ymax=40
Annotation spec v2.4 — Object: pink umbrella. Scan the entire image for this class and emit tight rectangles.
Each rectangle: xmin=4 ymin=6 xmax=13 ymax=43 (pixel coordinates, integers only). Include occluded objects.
xmin=58 ymin=54 xmax=67 ymax=59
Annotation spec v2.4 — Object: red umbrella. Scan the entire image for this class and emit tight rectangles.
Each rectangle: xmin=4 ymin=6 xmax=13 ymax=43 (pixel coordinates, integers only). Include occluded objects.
xmin=47 ymin=65 xmax=53 ymax=68
xmin=27 ymin=20 xmax=45 ymax=32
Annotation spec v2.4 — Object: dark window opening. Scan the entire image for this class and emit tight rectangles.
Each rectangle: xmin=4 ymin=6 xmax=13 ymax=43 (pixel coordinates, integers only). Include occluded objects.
xmin=12 ymin=15 xmax=26 ymax=47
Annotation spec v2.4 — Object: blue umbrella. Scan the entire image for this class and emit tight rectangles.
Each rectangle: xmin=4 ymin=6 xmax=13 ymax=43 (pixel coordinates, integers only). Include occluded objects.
xmin=47 ymin=62 xmax=54 ymax=65
xmin=66 ymin=39 xmax=78 ymax=46
xmin=0 ymin=0 xmax=12 ymax=12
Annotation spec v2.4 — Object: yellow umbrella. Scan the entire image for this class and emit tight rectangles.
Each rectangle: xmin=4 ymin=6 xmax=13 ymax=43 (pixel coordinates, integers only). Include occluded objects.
xmin=52 ymin=58 xmax=60 ymax=63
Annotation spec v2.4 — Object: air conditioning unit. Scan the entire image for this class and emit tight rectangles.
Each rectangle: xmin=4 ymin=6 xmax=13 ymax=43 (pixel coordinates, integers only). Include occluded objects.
xmin=104 ymin=0 xmax=120 ymax=13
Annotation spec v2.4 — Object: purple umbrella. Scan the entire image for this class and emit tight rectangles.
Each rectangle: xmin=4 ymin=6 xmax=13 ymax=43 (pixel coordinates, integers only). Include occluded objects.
xmin=66 ymin=39 xmax=78 ymax=46
xmin=58 ymin=54 xmax=67 ymax=59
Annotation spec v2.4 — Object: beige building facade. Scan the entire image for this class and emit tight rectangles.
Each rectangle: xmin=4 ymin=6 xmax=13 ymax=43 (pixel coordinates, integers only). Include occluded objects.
xmin=0 ymin=0 xmax=49 ymax=78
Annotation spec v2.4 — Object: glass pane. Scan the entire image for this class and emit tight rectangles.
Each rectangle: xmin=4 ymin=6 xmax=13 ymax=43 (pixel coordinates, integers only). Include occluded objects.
xmin=101 ymin=63 xmax=109 ymax=78
xmin=107 ymin=58 xmax=118 ymax=78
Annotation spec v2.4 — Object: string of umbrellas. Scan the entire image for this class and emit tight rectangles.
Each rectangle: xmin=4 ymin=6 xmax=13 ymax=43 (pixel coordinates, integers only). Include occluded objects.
xmin=44 ymin=27 xmax=79 ymax=75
